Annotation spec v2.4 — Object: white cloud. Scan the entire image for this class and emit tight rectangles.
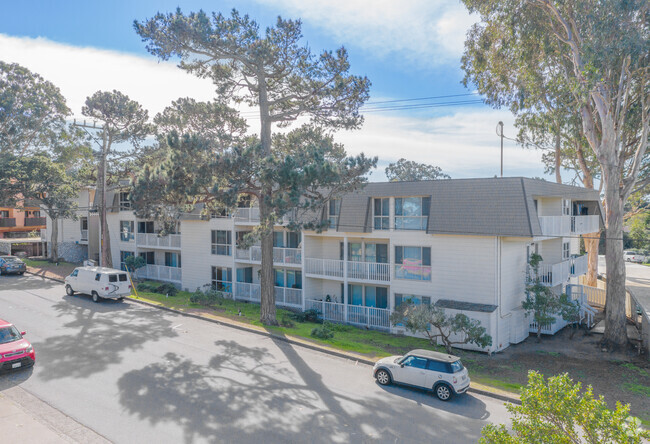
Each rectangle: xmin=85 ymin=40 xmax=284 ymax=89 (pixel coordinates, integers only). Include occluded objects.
xmin=0 ymin=34 xmax=546 ymax=180
xmin=253 ymin=0 xmax=479 ymax=67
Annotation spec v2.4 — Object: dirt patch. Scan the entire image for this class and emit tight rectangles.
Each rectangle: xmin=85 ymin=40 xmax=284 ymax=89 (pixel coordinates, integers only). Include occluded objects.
xmin=26 ymin=261 xmax=77 ymax=281
xmin=463 ymin=327 xmax=650 ymax=423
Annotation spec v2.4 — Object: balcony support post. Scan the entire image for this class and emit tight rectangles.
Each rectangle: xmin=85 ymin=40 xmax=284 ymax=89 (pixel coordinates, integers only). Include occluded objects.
xmin=343 ymin=236 xmax=348 ymax=323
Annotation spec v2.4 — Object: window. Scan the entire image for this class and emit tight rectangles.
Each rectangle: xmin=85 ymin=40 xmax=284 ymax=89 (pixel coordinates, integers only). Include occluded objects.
xmin=394 ymin=246 xmax=431 ymax=280
xmin=395 ymin=294 xmax=431 ymax=308
xmin=364 ymin=243 xmax=388 ymax=263
xmin=348 ymin=242 xmax=362 ymax=262
xmin=328 ymin=199 xmax=341 ymax=228
xmin=402 ymin=356 xmax=428 ymax=369
xmin=427 ymin=360 xmax=448 ymax=373
xmin=0 ymin=210 xmax=9 ymax=218
xmin=211 ymin=208 xmax=230 ymax=218
xmin=70 ymin=269 xmax=78 ymax=277
xmin=562 ymin=199 xmax=571 ymax=216
xmin=373 ymin=198 xmax=389 ymax=230
xmin=119 ymin=251 xmax=134 ymax=271
xmin=80 ymin=218 xmax=88 ymax=230
xmin=394 ymin=196 xmax=430 ymax=230
xmin=347 ymin=285 xmax=388 ymax=308
xmin=27 ymin=210 xmax=40 ymax=217
xmin=237 ymin=195 xmax=252 ymax=208
xmin=120 ymin=221 xmax=134 ymax=242
xmin=138 ymin=221 xmax=154 ymax=233
xmin=95 ymin=273 xmax=101 ymax=281
xmin=236 ymin=267 xmax=253 ymax=283
xmin=119 ymin=191 xmax=131 ymax=211
xmin=211 ymin=230 xmax=232 ymax=255
xmin=139 ymin=251 xmax=155 ymax=265
xmin=165 ymin=252 xmax=181 ymax=268
xmin=211 ymin=266 xmax=232 ymax=293
xmin=235 ymin=231 xmax=250 ymax=248
xmin=286 ymin=232 xmax=301 ymax=249
xmin=286 ymin=269 xmax=302 ymax=289
xmin=109 ymin=274 xmax=118 ymax=283
xmin=563 ymin=242 xmax=570 ymax=260
xmin=273 ymin=231 xmax=285 ymax=248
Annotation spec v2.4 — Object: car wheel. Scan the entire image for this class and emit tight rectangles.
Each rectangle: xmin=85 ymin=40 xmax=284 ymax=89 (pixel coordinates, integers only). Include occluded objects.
xmin=92 ymin=291 xmax=101 ymax=303
xmin=434 ymin=384 xmax=452 ymax=401
xmin=65 ymin=285 xmax=74 ymax=296
xmin=376 ymin=369 xmax=391 ymax=386
xmin=118 ymin=297 xmax=124 ymax=302
xmin=19 ymin=271 xmax=24 ymax=275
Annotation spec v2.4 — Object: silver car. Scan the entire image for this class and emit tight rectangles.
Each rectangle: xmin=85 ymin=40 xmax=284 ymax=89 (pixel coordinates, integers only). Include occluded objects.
xmin=373 ymin=349 xmax=470 ymax=401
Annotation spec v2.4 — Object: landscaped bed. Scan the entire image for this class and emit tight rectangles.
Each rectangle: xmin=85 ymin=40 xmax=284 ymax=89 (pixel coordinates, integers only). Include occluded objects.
xmin=22 ymin=263 xmax=650 ymax=426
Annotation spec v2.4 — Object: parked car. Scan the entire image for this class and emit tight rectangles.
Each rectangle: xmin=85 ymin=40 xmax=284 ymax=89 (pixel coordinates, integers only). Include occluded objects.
xmin=624 ymin=250 xmax=646 ymax=263
xmin=0 ymin=255 xmax=26 ymax=275
xmin=64 ymin=266 xmax=132 ymax=303
xmin=0 ymin=319 xmax=35 ymax=372
xmin=373 ymin=349 xmax=470 ymax=401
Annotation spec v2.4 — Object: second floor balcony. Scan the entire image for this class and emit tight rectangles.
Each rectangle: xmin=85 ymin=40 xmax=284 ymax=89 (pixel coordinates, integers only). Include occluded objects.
xmin=0 ymin=218 xmax=16 ymax=228
xmin=24 ymin=217 xmax=46 ymax=227
xmin=234 ymin=207 xmax=296 ymax=225
xmin=137 ymin=264 xmax=182 ymax=283
xmin=530 ymin=254 xmax=588 ymax=287
xmin=235 ymin=246 xmax=302 ymax=266
xmin=538 ymin=215 xmax=599 ymax=237
xmin=136 ymin=233 xmax=181 ymax=249
xmin=304 ymin=257 xmax=391 ymax=282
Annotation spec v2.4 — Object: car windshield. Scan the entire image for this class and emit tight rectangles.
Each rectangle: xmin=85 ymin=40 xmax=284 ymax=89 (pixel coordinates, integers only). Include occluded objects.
xmin=3 ymin=257 xmax=21 ymax=263
xmin=0 ymin=326 xmax=22 ymax=344
xmin=450 ymin=360 xmax=464 ymax=373
xmin=394 ymin=356 xmax=404 ymax=364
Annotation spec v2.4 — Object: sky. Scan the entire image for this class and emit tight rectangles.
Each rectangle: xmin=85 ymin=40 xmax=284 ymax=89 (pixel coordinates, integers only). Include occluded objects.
xmin=0 ymin=0 xmax=552 ymax=181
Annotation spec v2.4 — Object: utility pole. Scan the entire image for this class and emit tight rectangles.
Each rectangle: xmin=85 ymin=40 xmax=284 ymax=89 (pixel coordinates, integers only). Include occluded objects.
xmin=496 ymin=121 xmax=504 ymax=177
xmin=72 ymin=119 xmax=109 ymax=267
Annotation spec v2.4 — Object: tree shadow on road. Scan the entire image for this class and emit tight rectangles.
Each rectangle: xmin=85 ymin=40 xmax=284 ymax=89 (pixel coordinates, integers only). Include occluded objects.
xmin=116 ymin=337 xmax=489 ymax=443
xmin=35 ymin=297 xmax=177 ymax=381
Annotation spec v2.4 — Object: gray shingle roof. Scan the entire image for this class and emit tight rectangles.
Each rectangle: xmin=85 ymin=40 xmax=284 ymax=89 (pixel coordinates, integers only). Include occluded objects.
xmin=333 ymin=177 xmax=601 ymax=237
xmin=435 ymin=299 xmax=498 ymax=313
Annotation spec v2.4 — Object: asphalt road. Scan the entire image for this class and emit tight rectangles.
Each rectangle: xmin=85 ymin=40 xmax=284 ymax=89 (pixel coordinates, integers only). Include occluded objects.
xmin=0 ymin=274 xmax=509 ymax=443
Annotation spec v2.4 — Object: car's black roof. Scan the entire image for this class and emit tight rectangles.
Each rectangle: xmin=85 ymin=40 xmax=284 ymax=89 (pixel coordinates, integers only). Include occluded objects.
xmin=405 ymin=349 xmax=460 ymax=363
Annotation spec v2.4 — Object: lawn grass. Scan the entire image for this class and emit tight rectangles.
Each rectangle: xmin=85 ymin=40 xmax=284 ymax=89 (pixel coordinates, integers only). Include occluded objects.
xmin=23 ymin=258 xmax=76 ymax=268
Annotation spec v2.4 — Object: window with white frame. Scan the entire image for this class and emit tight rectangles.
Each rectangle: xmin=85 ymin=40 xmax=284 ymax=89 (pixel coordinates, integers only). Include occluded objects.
xmin=394 ymin=294 xmax=432 ymax=308
xmin=165 ymin=252 xmax=181 ymax=268
xmin=139 ymin=251 xmax=155 ymax=265
xmin=328 ymin=199 xmax=341 ymax=228
xmin=212 ymin=266 xmax=232 ymax=293
xmin=373 ymin=198 xmax=389 ymax=230
xmin=394 ymin=246 xmax=431 ymax=280
xmin=119 ymin=191 xmax=131 ymax=211
xmin=563 ymin=242 xmax=570 ymax=260
xmin=138 ymin=221 xmax=154 ymax=233
xmin=211 ymin=230 xmax=232 ymax=255
xmin=347 ymin=284 xmax=388 ymax=309
xmin=120 ymin=221 xmax=134 ymax=242
xmin=394 ymin=196 xmax=430 ymax=230
xmin=562 ymin=199 xmax=571 ymax=216
xmin=119 ymin=250 xmax=134 ymax=271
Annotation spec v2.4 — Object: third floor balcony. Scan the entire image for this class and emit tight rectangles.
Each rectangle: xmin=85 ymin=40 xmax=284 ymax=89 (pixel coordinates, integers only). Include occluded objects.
xmin=538 ymin=215 xmax=599 ymax=237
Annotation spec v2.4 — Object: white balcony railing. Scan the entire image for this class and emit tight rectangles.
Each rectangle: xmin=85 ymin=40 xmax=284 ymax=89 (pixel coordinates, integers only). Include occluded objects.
xmin=530 ymin=254 xmax=588 ymax=286
xmin=305 ymin=299 xmax=391 ymax=330
xmin=538 ymin=215 xmax=599 ymax=237
xmin=304 ymin=258 xmax=390 ymax=282
xmin=234 ymin=207 xmax=296 ymax=225
xmin=138 ymin=264 xmax=182 ymax=283
xmin=136 ymin=233 xmax=181 ymax=249
xmin=233 ymin=282 xmax=302 ymax=308
xmin=235 ymin=247 xmax=302 ymax=265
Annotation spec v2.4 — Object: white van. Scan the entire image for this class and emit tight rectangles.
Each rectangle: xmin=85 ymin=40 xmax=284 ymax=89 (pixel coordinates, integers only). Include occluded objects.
xmin=64 ymin=266 xmax=132 ymax=302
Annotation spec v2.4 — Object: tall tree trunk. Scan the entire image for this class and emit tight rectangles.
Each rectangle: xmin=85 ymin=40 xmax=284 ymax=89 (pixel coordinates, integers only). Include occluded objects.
xmin=554 ymin=126 xmax=562 ymax=184
xmin=98 ymin=133 xmax=112 ymax=267
xmin=50 ymin=216 xmax=58 ymax=262
xmin=602 ymin=163 xmax=628 ymax=348
xmin=258 ymin=82 xmax=278 ymax=325
xmin=584 ymin=233 xmax=600 ymax=287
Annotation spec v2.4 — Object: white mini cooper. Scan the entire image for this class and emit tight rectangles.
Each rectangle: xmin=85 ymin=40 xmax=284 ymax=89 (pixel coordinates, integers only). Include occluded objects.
xmin=373 ymin=349 xmax=470 ymax=401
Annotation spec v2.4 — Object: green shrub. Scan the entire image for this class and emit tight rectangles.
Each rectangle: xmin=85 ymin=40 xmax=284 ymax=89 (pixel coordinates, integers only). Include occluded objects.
xmin=157 ymin=283 xmax=178 ymax=296
xmin=189 ymin=288 xmax=226 ymax=306
xmin=323 ymin=321 xmax=353 ymax=332
xmin=137 ymin=282 xmax=158 ymax=293
xmin=291 ymin=309 xmax=321 ymax=323
xmin=311 ymin=326 xmax=334 ymax=340
xmin=280 ymin=314 xmax=295 ymax=328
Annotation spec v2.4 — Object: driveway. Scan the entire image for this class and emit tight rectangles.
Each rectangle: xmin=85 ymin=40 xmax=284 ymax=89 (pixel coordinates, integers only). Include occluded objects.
xmin=0 ymin=274 xmax=510 ymax=443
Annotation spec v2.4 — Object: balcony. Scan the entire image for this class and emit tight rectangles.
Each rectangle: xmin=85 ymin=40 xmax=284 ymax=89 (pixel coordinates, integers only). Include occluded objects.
xmin=0 ymin=218 xmax=16 ymax=228
xmin=305 ymin=299 xmax=391 ymax=330
xmin=234 ymin=208 xmax=296 ymax=225
xmin=233 ymin=282 xmax=302 ymax=309
xmin=304 ymin=258 xmax=391 ymax=282
xmin=24 ymin=217 xmax=46 ymax=227
xmin=136 ymin=233 xmax=181 ymax=249
xmin=235 ymin=246 xmax=302 ymax=265
xmin=138 ymin=264 xmax=182 ymax=283
xmin=530 ymin=254 xmax=588 ymax=287
xmin=538 ymin=215 xmax=599 ymax=237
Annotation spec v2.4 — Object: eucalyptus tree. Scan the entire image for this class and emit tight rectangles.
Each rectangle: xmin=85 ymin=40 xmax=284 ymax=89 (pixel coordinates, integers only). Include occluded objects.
xmin=461 ymin=0 xmax=649 ymax=348
xmin=81 ymin=90 xmax=151 ymax=267
xmin=385 ymin=158 xmax=450 ymax=182
xmin=0 ymin=61 xmax=70 ymax=157
xmin=134 ymin=9 xmax=375 ymax=324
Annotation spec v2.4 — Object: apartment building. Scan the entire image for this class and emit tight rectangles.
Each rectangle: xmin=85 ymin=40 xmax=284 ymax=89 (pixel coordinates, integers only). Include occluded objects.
xmin=0 ymin=198 xmax=47 ymax=256
xmin=56 ymin=177 xmax=602 ymax=352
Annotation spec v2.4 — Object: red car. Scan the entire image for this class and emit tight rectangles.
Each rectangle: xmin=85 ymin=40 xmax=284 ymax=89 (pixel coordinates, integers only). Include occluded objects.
xmin=0 ymin=319 xmax=35 ymax=372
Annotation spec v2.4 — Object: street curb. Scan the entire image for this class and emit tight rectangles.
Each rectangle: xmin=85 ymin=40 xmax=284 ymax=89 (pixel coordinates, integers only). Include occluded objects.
xmin=25 ymin=270 xmax=521 ymax=405
xmin=25 ymin=270 xmax=64 ymax=283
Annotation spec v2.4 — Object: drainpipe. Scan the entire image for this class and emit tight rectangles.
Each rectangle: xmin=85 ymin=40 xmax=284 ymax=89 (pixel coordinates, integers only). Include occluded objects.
xmin=494 ymin=237 xmax=500 ymax=353
xmin=343 ymin=235 xmax=348 ymax=323
xmin=301 ymin=233 xmax=306 ymax=312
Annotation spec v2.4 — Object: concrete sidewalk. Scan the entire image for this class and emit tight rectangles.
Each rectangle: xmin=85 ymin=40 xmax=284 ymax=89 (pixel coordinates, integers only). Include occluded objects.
xmin=0 ymin=385 xmax=109 ymax=444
